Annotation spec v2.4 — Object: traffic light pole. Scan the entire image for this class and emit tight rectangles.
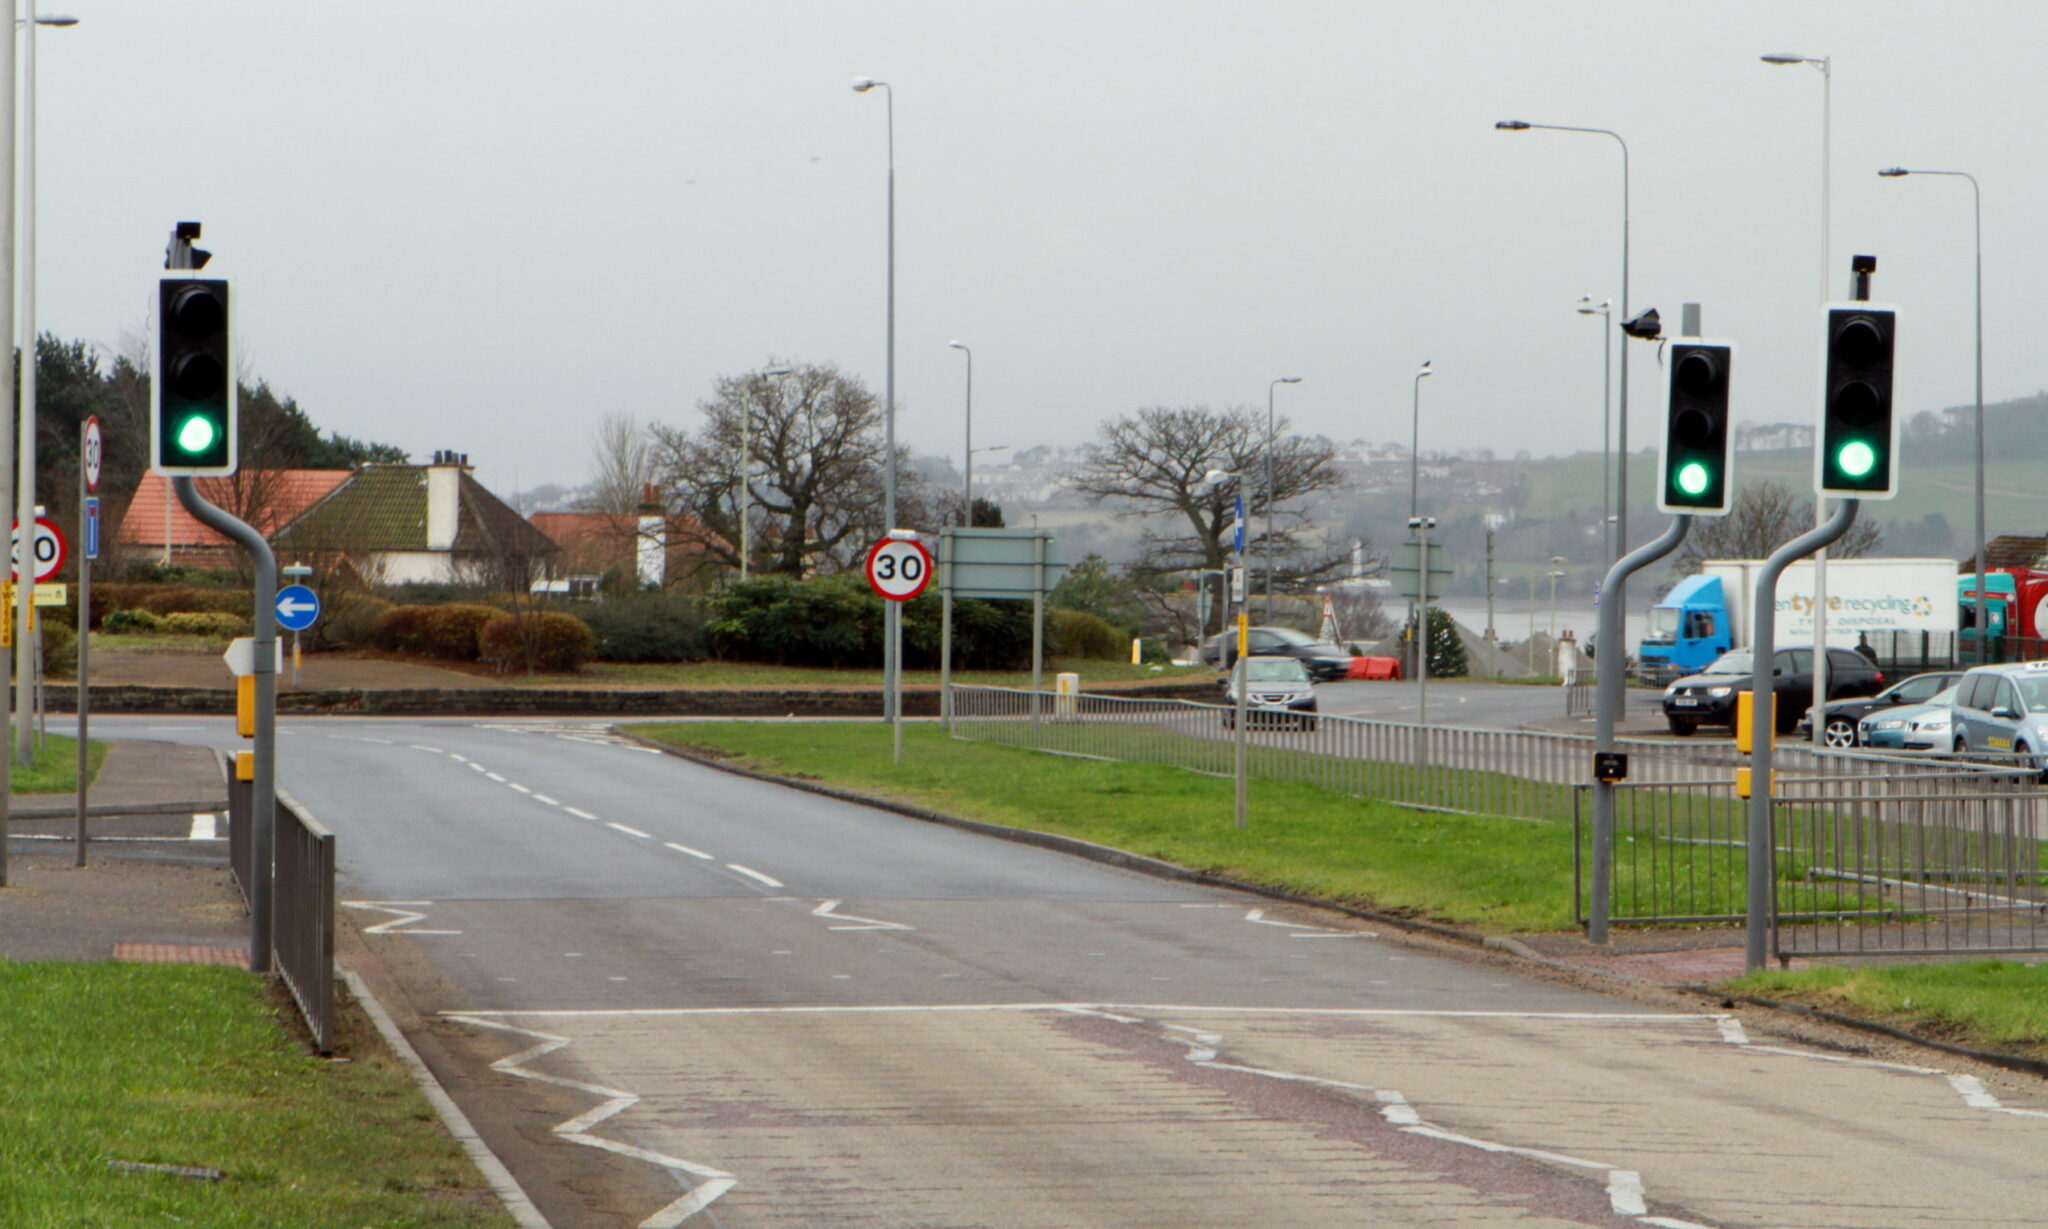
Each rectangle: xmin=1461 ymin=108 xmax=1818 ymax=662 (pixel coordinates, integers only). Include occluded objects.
xmin=1587 ymin=513 xmax=1689 ymax=944
xmin=1744 ymin=497 xmax=1859 ymax=973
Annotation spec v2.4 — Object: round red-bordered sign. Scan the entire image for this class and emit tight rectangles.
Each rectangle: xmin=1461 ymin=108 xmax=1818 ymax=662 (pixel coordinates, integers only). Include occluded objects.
xmin=865 ymin=535 xmax=933 ymax=601
xmin=10 ymin=516 xmax=66 ymax=583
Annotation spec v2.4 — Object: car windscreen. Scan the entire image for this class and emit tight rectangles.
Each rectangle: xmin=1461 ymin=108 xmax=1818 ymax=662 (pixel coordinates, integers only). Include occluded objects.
xmin=1244 ymin=658 xmax=1309 ymax=682
xmin=1647 ymin=608 xmax=1680 ymax=636
xmin=1927 ymin=684 xmax=1961 ymax=705
xmin=1701 ymin=651 xmax=1753 ymax=675
xmin=1263 ymin=627 xmax=1318 ymax=647
xmin=2014 ymin=675 xmax=2048 ymax=711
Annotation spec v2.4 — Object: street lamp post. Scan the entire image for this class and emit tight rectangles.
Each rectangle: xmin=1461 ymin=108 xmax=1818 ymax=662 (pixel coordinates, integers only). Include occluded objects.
xmin=1263 ymin=375 xmax=1301 ymax=623
xmin=1204 ymin=468 xmax=1251 ymax=828
xmin=1881 ymin=167 xmax=1987 ymax=659
xmin=14 ymin=11 xmax=79 ymax=766
xmin=1577 ymin=297 xmax=1614 ymax=563
xmin=739 ymin=366 xmax=793 ymax=582
xmin=1407 ymin=362 xmax=1432 ymax=522
xmin=1548 ymin=556 xmax=1568 ymax=662
xmin=949 ymin=341 xmax=974 ymax=526
xmin=1496 ymin=120 xmax=1631 ymax=557
xmin=853 ymin=76 xmax=902 ymax=727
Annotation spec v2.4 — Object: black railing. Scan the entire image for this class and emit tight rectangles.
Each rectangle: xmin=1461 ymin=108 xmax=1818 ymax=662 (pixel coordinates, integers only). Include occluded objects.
xmin=225 ymin=757 xmax=336 ymax=1054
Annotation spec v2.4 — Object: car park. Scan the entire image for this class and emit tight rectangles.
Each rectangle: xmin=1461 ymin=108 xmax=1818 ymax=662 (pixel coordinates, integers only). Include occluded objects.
xmin=1799 ymin=669 xmax=1962 ymax=747
xmin=1661 ymin=646 xmax=1884 ymax=736
xmin=1858 ymin=683 xmax=1961 ymax=753
xmin=1220 ymin=655 xmax=1319 ymax=730
xmin=1203 ymin=625 xmax=1354 ymax=681
xmin=1949 ymin=660 xmax=2048 ymax=774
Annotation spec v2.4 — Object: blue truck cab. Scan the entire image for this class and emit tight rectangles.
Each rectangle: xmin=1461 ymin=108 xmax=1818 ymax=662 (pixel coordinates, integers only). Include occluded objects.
xmin=1638 ymin=574 xmax=1733 ymax=686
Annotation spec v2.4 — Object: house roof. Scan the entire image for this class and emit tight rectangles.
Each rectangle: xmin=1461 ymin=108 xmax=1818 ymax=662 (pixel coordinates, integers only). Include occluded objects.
xmin=118 ymin=471 xmax=352 ymax=548
xmin=273 ymin=464 xmax=559 ymax=558
xmin=529 ymin=510 xmax=728 ymax=561
xmin=1976 ymin=535 xmax=2048 ymax=571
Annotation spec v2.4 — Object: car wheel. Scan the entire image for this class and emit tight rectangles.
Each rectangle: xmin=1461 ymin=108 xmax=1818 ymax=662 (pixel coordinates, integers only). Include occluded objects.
xmin=1954 ymin=735 xmax=1968 ymax=754
xmin=1666 ymin=717 xmax=1696 ymax=737
xmin=1823 ymin=718 xmax=1856 ymax=748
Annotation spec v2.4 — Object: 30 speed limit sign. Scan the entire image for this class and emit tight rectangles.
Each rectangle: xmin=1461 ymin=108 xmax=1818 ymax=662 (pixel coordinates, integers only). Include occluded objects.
xmin=864 ymin=535 xmax=933 ymax=601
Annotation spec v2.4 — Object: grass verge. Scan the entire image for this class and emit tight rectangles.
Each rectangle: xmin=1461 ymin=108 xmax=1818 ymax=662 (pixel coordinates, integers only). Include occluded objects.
xmin=1726 ymin=960 xmax=2048 ymax=1061
xmin=632 ymin=719 xmax=1584 ymax=932
xmin=0 ymin=961 xmax=511 ymax=1227
xmin=12 ymin=733 xmax=105 ymax=795
xmin=558 ymin=658 xmax=1208 ymax=689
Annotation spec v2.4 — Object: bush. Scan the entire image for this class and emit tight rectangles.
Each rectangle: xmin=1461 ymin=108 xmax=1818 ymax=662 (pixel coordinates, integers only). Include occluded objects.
xmin=478 ymin=611 xmax=594 ymax=673
xmin=89 ymin=584 xmax=248 ymax=628
xmin=102 ymin=608 xmax=165 ymax=634
xmin=316 ymin=592 xmax=392 ymax=650
xmin=41 ymin=620 xmax=76 ymax=678
xmin=708 ymin=574 xmax=1035 ymax=671
xmin=160 ymin=611 xmax=251 ymax=637
xmin=372 ymin=604 xmax=501 ymax=661
xmin=574 ymin=594 xmax=707 ymax=663
xmin=1048 ymin=608 xmax=1126 ymax=661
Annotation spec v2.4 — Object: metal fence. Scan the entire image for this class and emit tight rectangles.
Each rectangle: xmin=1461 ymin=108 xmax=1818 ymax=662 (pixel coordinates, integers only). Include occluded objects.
xmin=225 ymin=769 xmax=337 ymax=1054
xmin=1565 ymin=680 xmax=1594 ymax=719
xmin=1865 ymin=628 xmax=2048 ymax=673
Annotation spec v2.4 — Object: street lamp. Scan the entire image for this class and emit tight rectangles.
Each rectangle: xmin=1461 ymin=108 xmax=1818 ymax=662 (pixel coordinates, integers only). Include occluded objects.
xmin=1201 ymin=467 xmax=1252 ymax=829
xmin=1408 ymin=362 xmax=1432 ymax=521
xmin=853 ymin=75 xmax=902 ymax=727
xmin=14 ymin=11 xmax=80 ymax=767
xmin=1263 ymin=375 xmax=1302 ymax=622
xmin=1881 ymin=166 xmax=1987 ymax=657
xmin=1548 ymin=556 xmax=1568 ymax=654
xmin=738 ymin=366 xmax=792 ymax=581
xmin=948 ymin=341 xmax=974 ymax=527
xmin=1577 ymin=296 xmax=1614 ymax=563
xmin=1495 ymin=118 xmax=1632 ymax=556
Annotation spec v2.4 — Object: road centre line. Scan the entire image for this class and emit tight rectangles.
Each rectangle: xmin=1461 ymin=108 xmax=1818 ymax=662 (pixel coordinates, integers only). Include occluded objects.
xmin=409 ymin=745 xmax=444 ymax=753
xmin=606 ymin=823 xmax=652 ymax=840
xmin=508 ymin=784 xmax=531 ymax=794
xmin=531 ymin=795 xmax=560 ymax=806
xmin=726 ymin=864 xmax=785 ymax=888
xmin=565 ymin=807 xmax=597 ymax=820
xmin=448 ymin=1004 xmax=1722 ymax=1019
xmin=486 ymin=773 xmax=507 ymax=783
xmin=664 ymin=842 xmax=714 ymax=860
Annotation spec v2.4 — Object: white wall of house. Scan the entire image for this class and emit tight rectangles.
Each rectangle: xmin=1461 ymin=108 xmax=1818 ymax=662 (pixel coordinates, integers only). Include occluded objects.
xmin=425 ymin=466 xmax=462 ymax=550
xmin=373 ymin=551 xmax=461 ymax=585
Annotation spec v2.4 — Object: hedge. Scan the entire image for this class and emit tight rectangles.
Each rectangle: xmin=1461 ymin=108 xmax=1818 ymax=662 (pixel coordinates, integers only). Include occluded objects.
xmin=372 ymin=604 xmax=501 ymax=661
xmin=708 ymin=573 xmax=1033 ymax=670
xmin=479 ymin=611 xmax=595 ymax=673
xmin=573 ymin=593 xmax=708 ymax=663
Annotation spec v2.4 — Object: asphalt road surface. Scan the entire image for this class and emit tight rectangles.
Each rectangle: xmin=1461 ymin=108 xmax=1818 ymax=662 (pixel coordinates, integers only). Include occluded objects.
xmin=1313 ymin=678 xmax=1667 ymax=732
xmin=99 ymin=714 xmax=2048 ymax=1228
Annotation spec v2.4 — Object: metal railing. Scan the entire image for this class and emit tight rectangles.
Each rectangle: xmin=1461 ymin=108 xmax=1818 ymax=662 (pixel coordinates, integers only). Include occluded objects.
xmin=1565 ymin=680 xmax=1595 ymax=719
xmin=225 ymin=762 xmax=337 ymax=1054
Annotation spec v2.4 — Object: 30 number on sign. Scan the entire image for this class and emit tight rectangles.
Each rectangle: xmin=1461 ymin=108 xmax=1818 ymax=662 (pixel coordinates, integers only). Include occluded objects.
xmin=865 ymin=536 xmax=933 ymax=601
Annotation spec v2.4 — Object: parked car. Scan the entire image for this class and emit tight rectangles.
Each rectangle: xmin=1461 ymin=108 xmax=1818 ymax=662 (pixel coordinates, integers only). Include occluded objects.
xmin=1203 ymin=625 xmax=1353 ymax=681
xmin=1661 ymin=646 xmax=1885 ymax=736
xmin=1798 ymin=670 xmax=1962 ymax=747
xmin=1950 ymin=660 xmax=2048 ymax=774
xmin=1220 ymin=655 xmax=1319 ymax=730
xmin=1859 ymin=683 xmax=1961 ymax=753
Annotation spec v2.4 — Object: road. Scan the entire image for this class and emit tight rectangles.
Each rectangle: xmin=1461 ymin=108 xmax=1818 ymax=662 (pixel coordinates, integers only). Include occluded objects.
xmin=1312 ymin=677 xmax=1667 ymax=732
xmin=96 ymin=714 xmax=2048 ymax=1227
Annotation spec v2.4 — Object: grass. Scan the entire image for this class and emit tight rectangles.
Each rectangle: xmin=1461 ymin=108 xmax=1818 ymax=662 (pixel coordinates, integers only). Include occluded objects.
xmin=1727 ymin=960 xmax=2048 ymax=1060
xmin=632 ymin=719 xmax=1590 ymax=931
xmin=0 ymin=961 xmax=510 ymax=1227
xmin=12 ymin=733 xmax=105 ymax=795
xmin=552 ymin=658 xmax=1210 ymax=689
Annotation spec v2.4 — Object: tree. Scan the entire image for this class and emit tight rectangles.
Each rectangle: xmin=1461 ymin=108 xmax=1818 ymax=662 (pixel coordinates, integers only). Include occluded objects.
xmin=1674 ymin=479 xmax=1882 ymax=573
xmin=1068 ymin=405 xmax=1343 ymax=579
xmin=1406 ymin=606 xmax=1467 ymax=677
xmin=581 ymin=413 xmax=658 ymax=516
xmin=651 ymin=362 xmax=935 ymax=579
xmin=1048 ymin=552 xmax=1146 ymax=635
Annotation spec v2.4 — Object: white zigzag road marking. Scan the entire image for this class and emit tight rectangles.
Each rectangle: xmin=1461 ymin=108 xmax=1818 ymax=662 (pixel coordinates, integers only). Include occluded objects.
xmin=342 ymin=901 xmax=462 ymax=936
xmin=812 ymin=899 xmax=914 ymax=931
xmin=446 ymin=1015 xmax=736 ymax=1227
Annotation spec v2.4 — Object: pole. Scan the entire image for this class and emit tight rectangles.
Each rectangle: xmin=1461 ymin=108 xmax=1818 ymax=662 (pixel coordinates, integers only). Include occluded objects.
xmin=1971 ymin=177 xmax=1986 ymax=662
xmin=1747 ymin=499 xmax=1860 ymax=972
xmin=1030 ymin=532 xmax=1045 ymax=732
xmin=73 ymin=423 xmax=88 ymax=865
xmin=1232 ymin=567 xmax=1248 ymax=829
xmin=0 ymin=0 xmax=19 ymax=887
xmin=1484 ymin=529 xmax=1496 ymax=648
xmin=739 ymin=396 xmax=750 ymax=582
xmin=956 ymin=343 xmax=973 ymax=526
xmin=1601 ymin=306 xmax=1613 ymax=564
xmin=939 ymin=530 xmax=954 ymax=733
xmin=1810 ymin=64 xmax=1836 ymax=742
xmin=15 ymin=7 xmax=40 ymax=767
xmin=883 ymin=88 xmax=899 ymax=728
xmin=1588 ymin=515 xmax=1690 ymax=944
xmin=1416 ymin=519 xmax=1433 ymax=728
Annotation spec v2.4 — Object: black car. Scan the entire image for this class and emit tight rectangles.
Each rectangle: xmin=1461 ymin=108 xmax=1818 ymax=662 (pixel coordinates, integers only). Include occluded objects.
xmin=1661 ymin=647 xmax=1885 ymax=736
xmin=1796 ymin=670 xmax=1962 ymax=747
xmin=1202 ymin=626 xmax=1353 ymax=681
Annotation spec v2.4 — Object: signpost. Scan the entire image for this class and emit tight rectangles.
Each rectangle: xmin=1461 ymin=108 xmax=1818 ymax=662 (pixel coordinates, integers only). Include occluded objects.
xmin=278 ymin=568 xmax=316 ymax=688
xmin=9 ymin=516 xmax=65 ymax=583
xmin=75 ymin=418 xmax=100 ymax=864
xmin=866 ymin=532 xmax=933 ymax=764
xmin=934 ymin=527 xmax=1066 ymax=739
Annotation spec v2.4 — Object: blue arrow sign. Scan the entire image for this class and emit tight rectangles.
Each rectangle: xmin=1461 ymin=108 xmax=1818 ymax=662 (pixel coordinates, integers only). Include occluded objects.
xmin=275 ymin=584 xmax=321 ymax=631
xmin=84 ymin=497 xmax=99 ymax=561
xmin=1231 ymin=493 xmax=1246 ymax=554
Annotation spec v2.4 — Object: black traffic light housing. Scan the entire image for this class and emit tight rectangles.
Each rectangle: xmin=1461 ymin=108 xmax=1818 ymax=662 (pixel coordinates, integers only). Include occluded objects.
xmin=1817 ymin=303 xmax=1898 ymax=499
xmin=151 ymin=275 xmax=235 ymax=476
xmin=1658 ymin=341 xmax=1733 ymax=515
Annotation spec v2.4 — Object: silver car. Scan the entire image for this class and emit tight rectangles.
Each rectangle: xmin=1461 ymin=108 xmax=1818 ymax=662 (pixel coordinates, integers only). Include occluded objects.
xmin=1951 ymin=661 xmax=2048 ymax=774
xmin=1221 ymin=655 xmax=1319 ymax=731
xmin=1858 ymin=683 xmax=1960 ymax=753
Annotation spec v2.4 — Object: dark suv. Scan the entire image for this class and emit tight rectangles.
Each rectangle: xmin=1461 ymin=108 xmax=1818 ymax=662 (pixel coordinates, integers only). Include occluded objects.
xmin=1661 ymin=647 xmax=1884 ymax=736
xmin=1202 ymin=626 xmax=1353 ymax=681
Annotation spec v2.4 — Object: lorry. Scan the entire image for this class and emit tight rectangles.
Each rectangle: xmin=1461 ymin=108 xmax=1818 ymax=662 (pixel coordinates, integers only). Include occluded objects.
xmin=1959 ymin=568 xmax=2048 ymax=658
xmin=1637 ymin=558 xmax=1960 ymax=685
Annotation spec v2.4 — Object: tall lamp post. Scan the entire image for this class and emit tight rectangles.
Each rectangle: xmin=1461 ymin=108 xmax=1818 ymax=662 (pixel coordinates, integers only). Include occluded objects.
xmin=1495 ymin=119 xmax=1631 ymax=555
xmin=948 ymin=341 xmax=974 ymax=526
xmin=1576 ymin=296 xmax=1614 ymax=564
xmin=1881 ymin=167 xmax=1987 ymax=658
xmin=1263 ymin=375 xmax=1301 ymax=622
xmin=1761 ymin=50 xmax=1835 ymax=740
xmin=13 ymin=11 xmax=79 ymax=766
xmin=853 ymin=76 xmax=902 ymax=723
xmin=738 ymin=366 xmax=792 ymax=581
xmin=1407 ymin=362 xmax=1432 ymax=522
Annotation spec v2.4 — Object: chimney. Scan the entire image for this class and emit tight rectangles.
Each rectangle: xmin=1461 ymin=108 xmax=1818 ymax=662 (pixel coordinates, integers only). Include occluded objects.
xmin=637 ymin=484 xmax=666 ymax=589
xmin=425 ymin=451 xmax=463 ymax=550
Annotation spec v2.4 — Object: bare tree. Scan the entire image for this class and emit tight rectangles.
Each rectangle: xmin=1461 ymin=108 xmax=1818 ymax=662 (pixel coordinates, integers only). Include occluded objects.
xmin=1675 ymin=479 xmax=1883 ymax=573
xmin=652 ymin=362 xmax=929 ymax=578
xmin=1069 ymin=405 xmax=1343 ymax=579
xmin=582 ymin=413 xmax=658 ymax=516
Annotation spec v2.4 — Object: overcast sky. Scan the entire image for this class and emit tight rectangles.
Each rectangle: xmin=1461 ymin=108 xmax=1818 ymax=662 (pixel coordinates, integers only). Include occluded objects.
xmin=34 ymin=2 xmax=2046 ymax=498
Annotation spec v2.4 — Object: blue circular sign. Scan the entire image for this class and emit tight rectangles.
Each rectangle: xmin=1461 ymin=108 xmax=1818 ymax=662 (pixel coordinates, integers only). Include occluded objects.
xmin=275 ymin=584 xmax=322 ymax=631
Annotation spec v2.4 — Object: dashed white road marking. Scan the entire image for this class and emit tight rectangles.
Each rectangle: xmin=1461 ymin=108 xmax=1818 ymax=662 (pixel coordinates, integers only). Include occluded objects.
xmin=409 ymin=744 xmax=444 ymax=753
xmin=486 ymin=772 xmax=508 ymax=783
xmin=344 ymin=901 xmax=463 ymax=936
xmin=664 ymin=842 xmax=714 ymax=860
xmin=607 ymin=823 xmax=652 ymax=840
xmin=1607 ymin=1170 xmax=1648 ymax=1215
xmin=188 ymin=812 xmax=218 ymax=841
xmin=565 ymin=807 xmax=597 ymax=820
xmin=532 ymin=795 xmax=560 ymax=807
xmin=449 ymin=753 xmax=469 ymax=763
xmin=811 ymin=899 xmax=913 ymax=931
xmin=726 ymin=864 xmax=784 ymax=888
xmin=508 ymin=783 xmax=532 ymax=794
xmin=1243 ymin=907 xmax=1367 ymax=938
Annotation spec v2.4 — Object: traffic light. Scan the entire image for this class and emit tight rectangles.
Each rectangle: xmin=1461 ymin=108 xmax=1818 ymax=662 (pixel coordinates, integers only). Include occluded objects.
xmin=1658 ymin=340 xmax=1733 ymax=515
xmin=152 ymin=275 xmax=235 ymax=476
xmin=1817 ymin=303 xmax=1898 ymax=499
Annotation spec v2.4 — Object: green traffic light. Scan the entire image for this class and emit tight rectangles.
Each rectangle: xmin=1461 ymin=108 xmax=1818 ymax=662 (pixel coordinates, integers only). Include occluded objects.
xmin=1675 ymin=461 xmax=1711 ymax=497
xmin=175 ymin=413 xmax=218 ymax=456
xmin=1835 ymin=440 xmax=1877 ymax=479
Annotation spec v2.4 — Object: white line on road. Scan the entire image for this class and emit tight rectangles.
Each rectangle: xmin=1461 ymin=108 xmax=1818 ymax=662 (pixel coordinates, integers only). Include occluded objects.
xmin=565 ymin=807 xmax=597 ymax=820
xmin=188 ymin=812 xmax=217 ymax=841
xmin=1607 ymin=1170 xmax=1648 ymax=1216
xmin=343 ymin=901 xmax=463 ymax=936
xmin=449 ymin=1003 xmax=1725 ymax=1020
xmin=486 ymin=772 xmax=507 ymax=783
xmin=1243 ymin=907 xmax=1364 ymax=937
xmin=449 ymin=754 xmax=469 ymax=763
xmin=606 ymin=823 xmax=651 ymax=840
xmin=531 ymin=795 xmax=560 ymax=806
xmin=811 ymin=899 xmax=913 ymax=931
xmin=727 ymin=864 xmax=784 ymax=888
xmin=663 ymin=842 xmax=714 ymax=860
xmin=508 ymin=784 xmax=532 ymax=794
xmin=409 ymin=745 xmax=444 ymax=753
